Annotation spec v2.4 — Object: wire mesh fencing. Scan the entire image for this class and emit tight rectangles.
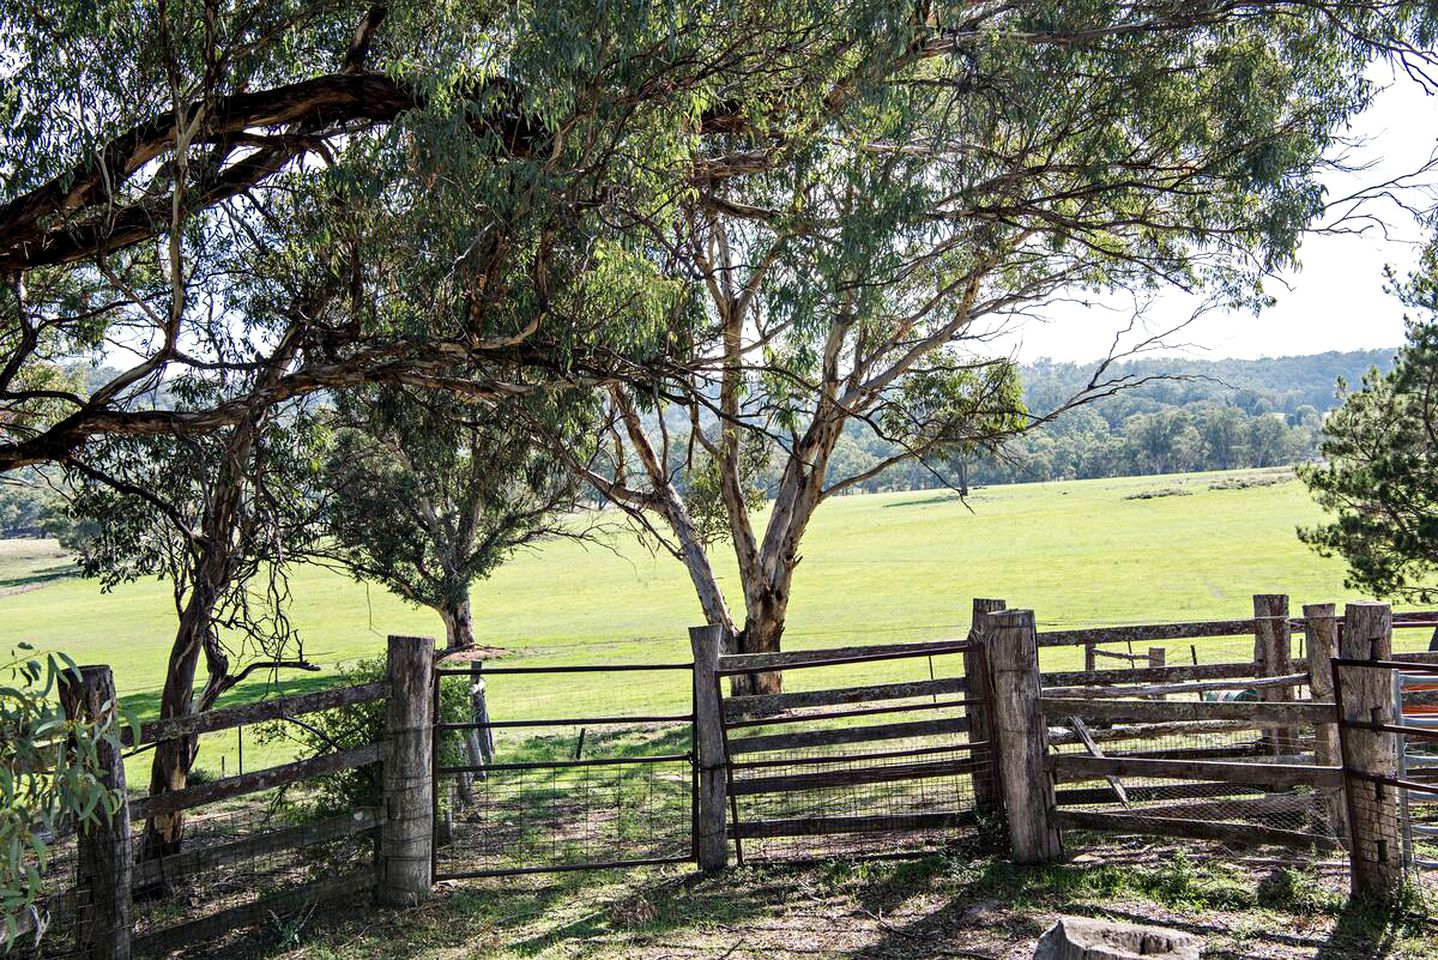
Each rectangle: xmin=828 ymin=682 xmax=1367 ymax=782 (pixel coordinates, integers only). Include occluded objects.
xmin=1051 ymin=725 xmax=1343 ymax=846
xmin=128 ymin=790 xmax=376 ymax=948
xmin=433 ymin=722 xmax=695 ymax=876
xmin=12 ymin=784 xmax=378 ymax=960
xmin=727 ymin=742 xmax=997 ymax=861
xmin=715 ymin=643 xmax=998 ymax=863
xmin=430 ymin=661 xmax=697 ymax=878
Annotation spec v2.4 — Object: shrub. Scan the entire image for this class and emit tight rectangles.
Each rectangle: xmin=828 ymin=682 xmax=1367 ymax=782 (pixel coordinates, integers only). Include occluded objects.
xmin=256 ymin=657 xmax=472 ymax=816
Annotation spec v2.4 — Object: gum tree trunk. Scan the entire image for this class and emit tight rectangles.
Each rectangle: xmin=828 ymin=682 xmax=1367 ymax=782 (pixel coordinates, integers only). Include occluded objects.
xmin=140 ymin=589 xmax=218 ymax=866
xmin=439 ymin=594 xmax=491 ymax=806
xmin=140 ymin=436 xmax=253 ymax=872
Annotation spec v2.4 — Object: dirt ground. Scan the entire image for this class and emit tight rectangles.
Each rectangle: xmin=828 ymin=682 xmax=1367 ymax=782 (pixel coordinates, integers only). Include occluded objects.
xmin=229 ymin=836 xmax=1437 ymax=960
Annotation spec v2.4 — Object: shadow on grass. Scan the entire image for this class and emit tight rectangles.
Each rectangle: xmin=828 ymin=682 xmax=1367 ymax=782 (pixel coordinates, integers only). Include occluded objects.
xmin=501 ymin=868 xmax=784 ymax=956
xmin=847 ymin=849 xmax=1423 ymax=960
xmin=216 ymin=865 xmax=785 ymax=960
xmin=116 ymin=671 xmax=348 ymax=724
xmin=0 ymin=562 xmax=79 ymax=592
xmin=1313 ymin=886 xmax=1437 ymax=960
xmin=880 ymin=493 xmax=967 ymax=509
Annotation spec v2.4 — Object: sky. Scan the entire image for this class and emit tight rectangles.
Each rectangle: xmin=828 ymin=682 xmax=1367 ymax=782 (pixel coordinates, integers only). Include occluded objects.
xmin=1005 ymin=65 xmax=1438 ymax=365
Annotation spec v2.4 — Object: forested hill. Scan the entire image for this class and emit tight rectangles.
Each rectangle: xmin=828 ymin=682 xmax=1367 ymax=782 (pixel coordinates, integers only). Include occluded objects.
xmin=1021 ymin=348 xmax=1398 ymax=417
xmin=832 ymin=347 xmax=1400 ymax=492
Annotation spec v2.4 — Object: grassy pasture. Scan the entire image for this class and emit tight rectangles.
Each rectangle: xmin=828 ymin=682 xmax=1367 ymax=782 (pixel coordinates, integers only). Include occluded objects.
xmin=1 ymin=466 xmax=1424 ymax=776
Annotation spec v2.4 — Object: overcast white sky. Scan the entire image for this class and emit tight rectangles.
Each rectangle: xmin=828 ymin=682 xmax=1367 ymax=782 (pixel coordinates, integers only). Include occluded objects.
xmin=1003 ymin=64 xmax=1438 ymax=364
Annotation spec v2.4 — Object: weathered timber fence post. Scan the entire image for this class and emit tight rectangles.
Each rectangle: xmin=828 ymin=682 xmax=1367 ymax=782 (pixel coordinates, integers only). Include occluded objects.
xmin=1148 ymin=647 xmax=1166 ymax=700
xmin=690 ymin=625 xmax=729 ymax=872
xmin=60 ymin=665 xmax=133 ymax=960
xmin=1338 ymin=602 xmax=1402 ymax=898
xmin=1254 ymin=594 xmax=1294 ymax=753
xmin=986 ymin=609 xmax=1062 ymax=864
xmin=380 ymin=635 xmax=434 ymax=906
xmin=1304 ymin=603 xmax=1346 ymax=837
xmin=966 ymin=598 xmax=1006 ymax=817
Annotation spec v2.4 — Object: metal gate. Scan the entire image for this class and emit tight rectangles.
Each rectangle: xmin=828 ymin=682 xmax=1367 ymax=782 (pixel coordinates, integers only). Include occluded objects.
xmin=1334 ymin=656 xmax=1438 ymax=883
xmin=713 ymin=640 xmax=997 ymax=863
xmin=430 ymin=660 xmax=696 ymax=878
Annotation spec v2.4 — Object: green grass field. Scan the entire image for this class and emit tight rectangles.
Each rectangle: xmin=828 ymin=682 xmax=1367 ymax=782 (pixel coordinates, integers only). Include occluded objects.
xmin=1 ymin=466 xmax=1421 ymax=775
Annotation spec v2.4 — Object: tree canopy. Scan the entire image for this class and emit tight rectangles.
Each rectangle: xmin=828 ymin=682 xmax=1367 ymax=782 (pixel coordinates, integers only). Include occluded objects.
xmin=1301 ymin=243 xmax=1438 ymax=601
xmin=566 ymin=1 xmax=1437 ymax=687
xmin=318 ymin=388 xmax=590 ymax=649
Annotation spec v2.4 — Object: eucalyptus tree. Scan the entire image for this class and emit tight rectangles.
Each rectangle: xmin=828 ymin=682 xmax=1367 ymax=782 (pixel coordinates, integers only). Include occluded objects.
xmin=577 ymin=2 xmax=1437 ymax=692
xmin=0 ymin=0 xmax=851 ymax=472
xmin=318 ymin=389 xmax=589 ymax=653
xmin=316 ymin=387 xmax=590 ymax=790
xmin=1301 ymin=242 xmax=1438 ymax=601
xmin=61 ymin=391 xmax=325 ymax=865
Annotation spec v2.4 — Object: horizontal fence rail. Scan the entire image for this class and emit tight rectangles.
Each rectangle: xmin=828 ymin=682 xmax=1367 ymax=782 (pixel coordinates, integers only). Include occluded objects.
xmin=1042 ymin=673 xmax=1307 ymax=700
xmin=127 ymin=681 xmax=389 ymax=746
xmin=1039 ymin=660 xmax=1260 ymax=687
xmin=132 ymin=743 xmax=382 ymax=819
xmin=1040 ymin=697 xmax=1336 ymax=726
xmin=132 ymin=808 xmax=381 ymax=890
xmin=1054 ymin=810 xmax=1342 ymax=851
xmin=723 ymin=677 xmax=968 ymax=719
xmin=44 ymin=644 xmax=430 ymax=960
xmin=712 ymin=638 xmax=991 ymax=866
xmin=715 ymin=640 xmax=973 ymax=674
xmin=1048 ymin=754 xmax=1344 ymax=790
xmin=1037 ymin=619 xmax=1257 ymax=647
xmin=131 ymin=870 xmax=377 ymax=957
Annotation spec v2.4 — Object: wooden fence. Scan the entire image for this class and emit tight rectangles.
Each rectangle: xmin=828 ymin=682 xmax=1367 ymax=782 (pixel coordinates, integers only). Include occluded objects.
xmin=22 ymin=598 xmax=1433 ymax=957
xmin=28 ymin=635 xmax=433 ymax=960
xmin=983 ymin=596 xmax=1428 ymax=899
xmin=699 ymin=634 xmax=995 ymax=864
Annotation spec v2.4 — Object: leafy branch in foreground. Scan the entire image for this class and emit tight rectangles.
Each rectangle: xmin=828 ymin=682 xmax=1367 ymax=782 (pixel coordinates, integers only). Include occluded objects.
xmin=1 ymin=645 xmax=130 ymax=949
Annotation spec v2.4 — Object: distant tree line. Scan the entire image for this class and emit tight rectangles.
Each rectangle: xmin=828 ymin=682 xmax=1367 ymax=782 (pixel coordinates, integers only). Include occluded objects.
xmin=0 ymin=348 xmax=1399 ymax=539
xmin=821 ymin=349 xmax=1396 ymax=493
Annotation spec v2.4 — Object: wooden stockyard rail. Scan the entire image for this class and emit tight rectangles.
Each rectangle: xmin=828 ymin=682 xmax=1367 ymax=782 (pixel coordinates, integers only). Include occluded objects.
xmin=699 ymin=637 xmax=996 ymax=864
xmin=980 ymin=596 xmax=1438 ymax=898
xmin=23 ymin=599 xmax=1438 ymax=959
xmin=30 ymin=636 xmax=435 ymax=960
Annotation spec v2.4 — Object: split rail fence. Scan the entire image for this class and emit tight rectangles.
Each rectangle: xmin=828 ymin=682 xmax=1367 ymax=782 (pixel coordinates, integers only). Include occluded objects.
xmin=18 ymin=596 xmax=1438 ymax=959
xmin=13 ymin=636 xmax=434 ymax=960
xmin=980 ymin=597 xmax=1438 ymax=900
